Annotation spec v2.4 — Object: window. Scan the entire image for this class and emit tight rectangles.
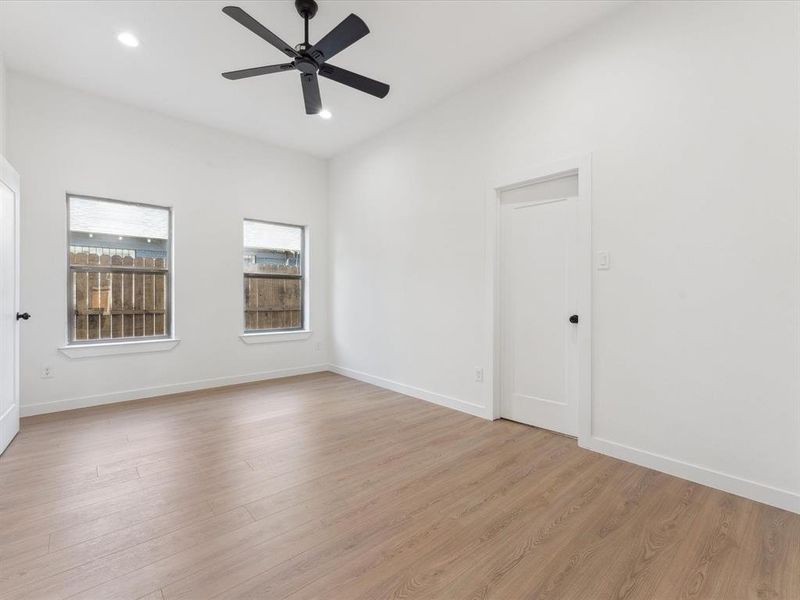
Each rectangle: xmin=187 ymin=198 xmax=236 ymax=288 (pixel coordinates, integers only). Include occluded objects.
xmin=243 ymin=219 xmax=305 ymax=332
xmin=67 ymin=195 xmax=171 ymax=343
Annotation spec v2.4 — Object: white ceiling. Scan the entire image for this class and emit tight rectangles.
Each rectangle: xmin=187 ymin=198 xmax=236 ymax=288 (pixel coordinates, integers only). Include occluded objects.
xmin=0 ymin=1 xmax=626 ymax=157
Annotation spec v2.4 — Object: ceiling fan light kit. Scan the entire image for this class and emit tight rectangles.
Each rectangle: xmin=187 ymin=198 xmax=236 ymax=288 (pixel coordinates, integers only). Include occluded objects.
xmin=222 ymin=0 xmax=390 ymax=116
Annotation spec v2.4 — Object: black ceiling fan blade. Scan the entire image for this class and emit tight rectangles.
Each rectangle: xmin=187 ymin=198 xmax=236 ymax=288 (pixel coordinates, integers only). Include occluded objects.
xmin=319 ymin=64 xmax=390 ymax=99
xmin=307 ymin=14 xmax=369 ymax=63
xmin=300 ymin=73 xmax=322 ymax=115
xmin=222 ymin=6 xmax=299 ymax=59
xmin=222 ymin=63 xmax=295 ymax=80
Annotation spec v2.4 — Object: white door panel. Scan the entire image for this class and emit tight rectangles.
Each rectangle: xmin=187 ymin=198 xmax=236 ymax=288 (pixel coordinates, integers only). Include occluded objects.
xmin=0 ymin=157 xmax=20 ymax=455
xmin=500 ymin=192 xmax=578 ymax=436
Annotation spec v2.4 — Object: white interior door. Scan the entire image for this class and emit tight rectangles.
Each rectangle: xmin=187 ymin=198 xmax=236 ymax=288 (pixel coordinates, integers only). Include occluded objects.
xmin=500 ymin=184 xmax=579 ymax=436
xmin=0 ymin=156 xmax=21 ymax=454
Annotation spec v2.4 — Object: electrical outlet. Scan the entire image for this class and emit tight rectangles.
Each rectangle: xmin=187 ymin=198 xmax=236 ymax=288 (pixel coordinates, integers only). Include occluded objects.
xmin=474 ymin=368 xmax=484 ymax=383
xmin=315 ymin=342 xmax=322 ymax=352
xmin=41 ymin=366 xmax=54 ymax=379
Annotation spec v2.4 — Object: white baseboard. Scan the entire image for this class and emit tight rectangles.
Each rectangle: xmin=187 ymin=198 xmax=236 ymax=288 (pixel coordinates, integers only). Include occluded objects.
xmin=328 ymin=364 xmax=490 ymax=420
xmin=21 ymin=364 xmax=329 ymax=417
xmin=583 ymin=436 xmax=800 ymax=514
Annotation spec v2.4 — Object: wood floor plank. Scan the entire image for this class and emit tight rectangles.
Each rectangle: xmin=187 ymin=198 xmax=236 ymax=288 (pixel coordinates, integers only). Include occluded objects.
xmin=160 ymin=428 xmax=568 ymax=600
xmin=649 ymin=492 xmax=748 ymax=599
xmin=565 ymin=479 xmax=710 ymax=600
xmin=320 ymin=452 xmax=623 ymax=600
xmin=1 ymin=502 xmax=215 ymax=591
xmin=218 ymin=434 xmax=577 ymax=600
xmin=0 ymin=372 xmax=797 ymax=600
xmin=2 ymin=508 xmax=255 ymax=600
xmin=719 ymin=502 xmax=800 ymax=600
xmin=0 ymin=405 xmax=458 ymax=545
xmin=499 ymin=468 xmax=672 ymax=600
xmin=408 ymin=464 xmax=668 ymax=600
xmin=70 ymin=422 xmax=536 ymax=600
xmin=3 ymin=406 xmax=463 ymax=557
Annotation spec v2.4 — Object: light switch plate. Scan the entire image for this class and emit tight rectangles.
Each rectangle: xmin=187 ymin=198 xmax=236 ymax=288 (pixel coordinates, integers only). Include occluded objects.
xmin=596 ymin=251 xmax=610 ymax=270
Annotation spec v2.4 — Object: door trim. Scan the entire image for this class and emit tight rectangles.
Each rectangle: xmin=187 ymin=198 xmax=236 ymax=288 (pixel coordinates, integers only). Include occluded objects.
xmin=485 ymin=155 xmax=592 ymax=446
xmin=0 ymin=154 xmax=21 ymax=454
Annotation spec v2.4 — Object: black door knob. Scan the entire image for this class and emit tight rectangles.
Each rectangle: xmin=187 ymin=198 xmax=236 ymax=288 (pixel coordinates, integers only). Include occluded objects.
xmin=16 ymin=312 xmax=30 ymax=321
xmin=569 ymin=314 xmax=579 ymax=324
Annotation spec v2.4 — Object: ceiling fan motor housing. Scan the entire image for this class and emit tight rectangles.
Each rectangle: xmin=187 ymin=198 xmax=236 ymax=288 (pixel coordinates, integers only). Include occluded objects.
xmin=295 ymin=58 xmax=318 ymax=74
xmin=295 ymin=0 xmax=318 ymax=20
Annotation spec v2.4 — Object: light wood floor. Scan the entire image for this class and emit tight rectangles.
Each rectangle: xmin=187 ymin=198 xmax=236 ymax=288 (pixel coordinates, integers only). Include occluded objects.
xmin=0 ymin=372 xmax=798 ymax=600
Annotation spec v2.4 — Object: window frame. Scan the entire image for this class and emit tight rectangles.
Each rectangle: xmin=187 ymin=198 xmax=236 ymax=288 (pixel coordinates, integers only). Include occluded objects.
xmin=65 ymin=193 xmax=174 ymax=346
xmin=242 ymin=218 xmax=307 ymax=335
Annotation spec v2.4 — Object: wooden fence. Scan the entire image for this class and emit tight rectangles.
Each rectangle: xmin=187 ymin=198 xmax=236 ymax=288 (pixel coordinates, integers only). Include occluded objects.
xmin=243 ymin=263 xmax=302 ymax=331
xmin=69 ymin=251 xmax=302 ymax=340
xmin=70 ymin=252 xmax=167 ymax=341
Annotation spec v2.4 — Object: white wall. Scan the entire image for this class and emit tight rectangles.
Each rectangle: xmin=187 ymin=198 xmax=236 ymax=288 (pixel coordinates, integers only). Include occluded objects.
xmin=329 ymin=1 xmax=800 ymax=511
xmin=7 ymin=72 xmax=328 ymax=415
xmin=0 ymin=52 xmax=6 ymax=155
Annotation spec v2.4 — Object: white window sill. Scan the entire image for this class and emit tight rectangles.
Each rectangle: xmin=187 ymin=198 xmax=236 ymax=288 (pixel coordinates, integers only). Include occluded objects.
xmin=239 ymin=330 xmax=312 ymax=344
xmin=59 ymin=338 xmax=180 ymax=358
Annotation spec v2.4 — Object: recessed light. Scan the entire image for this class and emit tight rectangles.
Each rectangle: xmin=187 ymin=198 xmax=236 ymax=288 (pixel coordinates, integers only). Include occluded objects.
xmin=318 ymin=109 xmax=332 ymax=120
xmin=118 ymin=236 xmax=123 ymax=240
xmin=117 ymin=32 xmax=139 ymax=48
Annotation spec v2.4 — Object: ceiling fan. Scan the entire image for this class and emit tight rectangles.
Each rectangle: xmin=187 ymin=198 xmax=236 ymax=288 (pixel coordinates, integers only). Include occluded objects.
xmin=221 ymin=0 xmax=390 ymax=115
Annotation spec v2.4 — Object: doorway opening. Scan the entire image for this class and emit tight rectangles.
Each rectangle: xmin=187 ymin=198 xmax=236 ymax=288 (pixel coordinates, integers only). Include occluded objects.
xmin=487 ymin=157 xmax=591 ymax=442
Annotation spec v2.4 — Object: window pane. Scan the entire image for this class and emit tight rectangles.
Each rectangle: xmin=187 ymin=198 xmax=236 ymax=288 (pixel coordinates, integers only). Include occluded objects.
xmin=243 ymin=219 xmax=304 ymax=332
xmin=243 ymin=220 xmax=302 ymax=275
xmin=68 ymin=196 xmax=170 ymax=343
xmin=243 ymin=277 xmax=303 ymax=331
